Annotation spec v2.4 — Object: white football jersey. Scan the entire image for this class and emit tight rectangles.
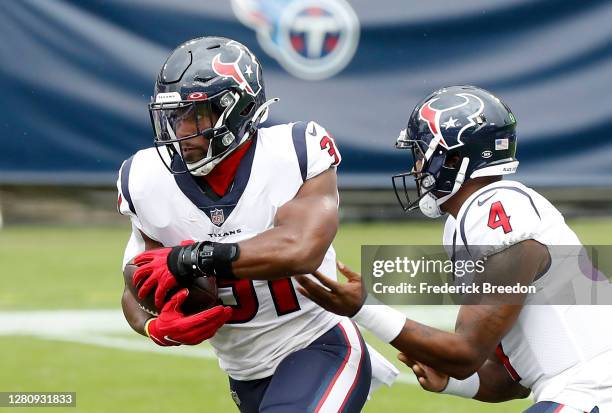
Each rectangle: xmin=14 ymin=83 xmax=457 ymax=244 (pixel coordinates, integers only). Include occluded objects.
xmin=117 ymin=121 xmax=343 ymax=380
xmin=443 ymin=180 xmax=612 ymax=411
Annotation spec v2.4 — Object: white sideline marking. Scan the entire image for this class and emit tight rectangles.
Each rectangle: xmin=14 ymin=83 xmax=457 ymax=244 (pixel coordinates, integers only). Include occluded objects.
xmin=0 ymin=307 xmax=458 ymax=387
xmin=38 ymin=333 xmax=218 ymax=359
xmin=0 ymin=309 xmax=217 ymax=359
xmin=0 ymin=310 xmax=129 ymax=335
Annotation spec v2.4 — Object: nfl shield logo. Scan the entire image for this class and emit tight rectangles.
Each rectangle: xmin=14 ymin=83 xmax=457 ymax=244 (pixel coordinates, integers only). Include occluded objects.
xmin=210 ymin=208 xmax=225 ymax=226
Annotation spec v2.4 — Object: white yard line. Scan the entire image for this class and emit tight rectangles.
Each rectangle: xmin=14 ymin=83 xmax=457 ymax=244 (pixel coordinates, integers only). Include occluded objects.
xmin=37 ymin=332 xmax=219 ymax=358
xmin=0 ymin=309 xmax=129 ymax=334
xmin=0 ymin=307 xmax=458 ymax=386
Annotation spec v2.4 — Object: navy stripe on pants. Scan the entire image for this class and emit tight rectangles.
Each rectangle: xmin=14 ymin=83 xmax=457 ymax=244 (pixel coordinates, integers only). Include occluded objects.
xmin=229 ymin=320 xmax=371 ymax=413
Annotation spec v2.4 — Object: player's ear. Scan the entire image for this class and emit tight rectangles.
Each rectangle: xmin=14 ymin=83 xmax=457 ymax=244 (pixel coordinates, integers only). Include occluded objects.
xmin=444 ymin=151 xmax=461 ymax=169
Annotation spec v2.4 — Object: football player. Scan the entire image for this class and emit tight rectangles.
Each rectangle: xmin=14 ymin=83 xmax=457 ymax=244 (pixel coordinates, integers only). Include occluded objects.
xmin=117 ymin=37 xmax=397 ymax=413
xmin=296 ymin=86 xmax=612 ymax=412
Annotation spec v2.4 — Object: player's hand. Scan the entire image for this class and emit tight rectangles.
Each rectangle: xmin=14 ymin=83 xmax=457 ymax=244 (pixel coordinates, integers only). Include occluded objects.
xmin=295 ymin=261 xmax=365 ymax=317
xmin=398 ymin=353 xmax=449 ymax=393
xmin=146 ymin=289 xmax=233 ymax=346
xmin=132 ymin=240 xmax=195 ymax=309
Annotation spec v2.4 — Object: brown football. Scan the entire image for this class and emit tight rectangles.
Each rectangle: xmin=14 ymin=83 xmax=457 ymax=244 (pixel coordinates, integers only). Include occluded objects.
xmin=123 ymin=261 xmax=218 ymax=316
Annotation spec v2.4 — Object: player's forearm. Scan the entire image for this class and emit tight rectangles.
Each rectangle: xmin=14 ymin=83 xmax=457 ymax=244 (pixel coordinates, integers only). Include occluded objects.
xmin=473 ymin=359 xmax=530 ymax=402
xmin=156 ymin=233 xmax=329 ymax=283
xmin=233 ymin=226 xmax=330 ymax=280
xmin=121 ymin=287 xmax=150 ymax=336
xmin=229 ymin=169 xmax=338 ymax=280
xmin=391 ymin=319 xmax=487 ymax=379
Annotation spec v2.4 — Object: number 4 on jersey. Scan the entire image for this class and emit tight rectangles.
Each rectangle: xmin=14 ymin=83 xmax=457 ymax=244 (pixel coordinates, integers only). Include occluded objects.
xmin=488 ymin=201 xmax=512 ymax=233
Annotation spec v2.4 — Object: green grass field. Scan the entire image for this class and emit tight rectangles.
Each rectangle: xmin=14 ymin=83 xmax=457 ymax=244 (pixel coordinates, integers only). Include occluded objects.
xmin=1 ymin=218 xmax=610 ymax=412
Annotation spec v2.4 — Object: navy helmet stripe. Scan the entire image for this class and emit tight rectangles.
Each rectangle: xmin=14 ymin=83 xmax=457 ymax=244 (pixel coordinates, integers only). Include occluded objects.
xmin=291 ymin=121 xmax=308 ymax=182
xmin=120 ymin=156 xmax=136 ymax=215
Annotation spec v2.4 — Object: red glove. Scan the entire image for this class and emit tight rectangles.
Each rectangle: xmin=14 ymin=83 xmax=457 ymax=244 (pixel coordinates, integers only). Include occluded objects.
xmin=145 ymin=289 xmax=232 ymax=346
xmin=133 ymin=240 xmax=195 ymax=309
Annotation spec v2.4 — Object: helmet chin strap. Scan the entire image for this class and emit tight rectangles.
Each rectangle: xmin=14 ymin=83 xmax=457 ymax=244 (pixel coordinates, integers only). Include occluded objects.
xmin=188 ymin=130 xmax=248 ymax=176
xmin=186 ymin=92 xmax=241 ymax=176
xmin=419 ymin=157 xmax=470 ymax=218
xmin=187 ymin=98 xmax=279 ymax=176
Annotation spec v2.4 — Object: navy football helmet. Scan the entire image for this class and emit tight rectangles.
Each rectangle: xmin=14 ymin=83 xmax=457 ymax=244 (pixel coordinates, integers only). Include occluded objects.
xmin=149 ymin=36 xmax=277 ymax=175
xmin=392 ymin=85 xmax=518 ymax=217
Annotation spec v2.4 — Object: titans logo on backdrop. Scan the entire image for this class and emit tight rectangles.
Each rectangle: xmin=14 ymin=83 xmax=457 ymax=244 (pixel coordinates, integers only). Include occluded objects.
xmin=117 ymin=120 xmax=398 ymax=388
xmin=231 ymin=0 xmax=360 ymax=80
xmin=442 ymin=180 xmax=612 ymax=411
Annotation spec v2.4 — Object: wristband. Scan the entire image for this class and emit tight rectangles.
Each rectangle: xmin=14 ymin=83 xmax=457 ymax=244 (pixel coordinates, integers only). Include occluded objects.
xmin=209 ymin=242 xmax=240 ymax=279
xmin=167 ymin=244 xmax=199 ymax=284
xmin=441 ymin=373 xmax=480 ymax=398
xmin=351 ymin=305 xmax=406 ymax=343
xmin=167 ymin=242 xmax=240 ymax=281
xmin=143 ymin=318 xmax=155 ymax=337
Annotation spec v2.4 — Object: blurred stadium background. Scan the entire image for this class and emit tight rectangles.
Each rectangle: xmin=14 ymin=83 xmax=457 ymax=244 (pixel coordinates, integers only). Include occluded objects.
xmin=1 ymin=1 xmax=611 ymax=412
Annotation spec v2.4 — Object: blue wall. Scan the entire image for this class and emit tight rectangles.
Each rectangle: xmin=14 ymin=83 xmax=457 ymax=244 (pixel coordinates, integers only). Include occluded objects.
xmin=1 ymin=0 xmax=611 ymax=187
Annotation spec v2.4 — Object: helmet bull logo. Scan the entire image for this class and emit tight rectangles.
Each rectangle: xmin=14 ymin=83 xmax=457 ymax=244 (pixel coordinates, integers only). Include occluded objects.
xmin=212 ymin=43 xmax=262 ymax=97
xmin=418 ymin=93 xmax=484 ymax=150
